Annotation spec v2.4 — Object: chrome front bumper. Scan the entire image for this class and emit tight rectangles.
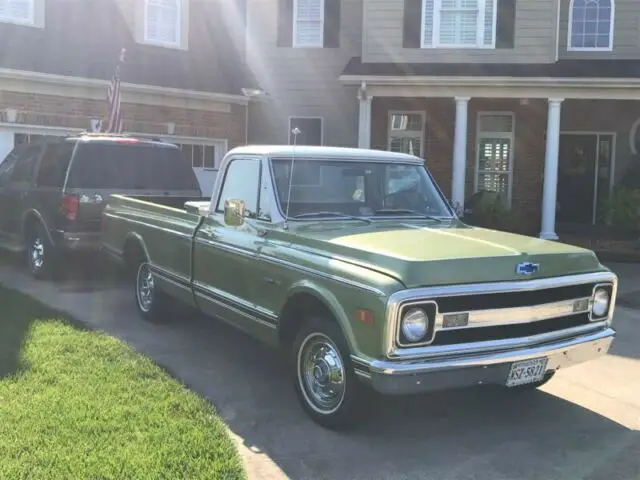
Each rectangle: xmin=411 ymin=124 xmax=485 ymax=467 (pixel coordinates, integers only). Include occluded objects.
xmin=352 ymin=327 xmax=615 ymax=395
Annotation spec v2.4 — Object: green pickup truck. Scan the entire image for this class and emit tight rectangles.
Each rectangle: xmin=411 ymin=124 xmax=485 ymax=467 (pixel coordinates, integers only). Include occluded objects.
xmin=102 ymin=145 xmax=618 ymax=430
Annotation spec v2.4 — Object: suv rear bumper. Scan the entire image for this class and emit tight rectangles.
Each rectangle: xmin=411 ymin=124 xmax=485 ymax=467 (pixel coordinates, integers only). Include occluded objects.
xmin=352 ymin=327 xmax=615 ymax=395
xmin=52 ymin=230 xmax=103 ymax=251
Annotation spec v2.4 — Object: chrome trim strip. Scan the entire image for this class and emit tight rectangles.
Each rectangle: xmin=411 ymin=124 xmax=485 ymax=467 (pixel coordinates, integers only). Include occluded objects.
xmin=192 ymin=290 xmax=278 ymax=330
xmin=388 ymin=321 xmax=608 ymax=360
xmin=437 ymin=297 xmax=592 ymax=331
xmin=354 ymin=327 xmax=615 ymax=377
xmin=192 ymin=281 xmax=279 ymax=324
xmin=384 ymin=271 xmax=618 ymax=359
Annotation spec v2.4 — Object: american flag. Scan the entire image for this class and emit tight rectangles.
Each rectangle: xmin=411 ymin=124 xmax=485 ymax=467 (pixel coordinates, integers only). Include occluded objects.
xmin=105 ymin=48 xmax=126 ymax=133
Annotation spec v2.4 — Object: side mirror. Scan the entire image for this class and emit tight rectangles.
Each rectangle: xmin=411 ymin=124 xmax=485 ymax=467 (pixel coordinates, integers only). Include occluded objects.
xmin=224 ymin=198 xmax=246 ymax=226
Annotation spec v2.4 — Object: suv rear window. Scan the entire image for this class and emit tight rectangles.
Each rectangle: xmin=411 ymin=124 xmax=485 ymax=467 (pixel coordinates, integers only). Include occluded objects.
xmin=66 ymin=142 xmax=201 ymax=192
xmin=36 ymin=141 xmax=76 ymax=187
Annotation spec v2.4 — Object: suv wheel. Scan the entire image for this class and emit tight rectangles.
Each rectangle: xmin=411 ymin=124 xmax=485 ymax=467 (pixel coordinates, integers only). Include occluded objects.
xmin=291 ymin=316 xmax=368 ymax=430
xmin=134 ymin=261 xmax=172 ymax=323
xmin=26 ymin=224 xmax=56 ymax=280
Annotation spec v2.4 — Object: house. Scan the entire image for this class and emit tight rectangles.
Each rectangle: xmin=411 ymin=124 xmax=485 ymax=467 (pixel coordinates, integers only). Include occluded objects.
xmin=0 ymin=0 xmax=259 ymax=195
xmin=245 ymin=0 xmax=640 ymax=238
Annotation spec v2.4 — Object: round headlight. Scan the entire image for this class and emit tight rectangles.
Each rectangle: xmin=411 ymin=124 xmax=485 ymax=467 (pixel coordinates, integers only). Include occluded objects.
xmin=401 ymin=308 xmax=429 ymax=343
xmin=592 ymin=288 xmax=610 ymax=318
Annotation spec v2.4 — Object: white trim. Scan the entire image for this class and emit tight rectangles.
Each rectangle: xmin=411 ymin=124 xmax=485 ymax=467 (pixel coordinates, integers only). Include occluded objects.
xmin=558 ymin=131 xmax=617 ymax=225
xmin=423 ymin=0 xmax=497 ymax=49
xmin=387 ymin=110 xmax=426 ymax=157
xmin=143 ymin=0 xmax=182 ymax=49
xmin=287 ymin=116 xmax=324 ymax=145
xmin=629 ymin=117 xmax=640 ymax=155
xmin=567 ymin=0 xmax=615 ymax=52
xmin=0 ymin=68 xmax=249 ymax=105
xmin=555 ymin=0 xmax=561 ymax=61
xmin=0 ymin=0 xmax=35 ymax=26
xmin=0 ymin=123 xmax=81 ymax=136
xmin=474 ymin=111 xmax=516 ymax=208
xmin=292 ymin=0 xmax=325 ymax=48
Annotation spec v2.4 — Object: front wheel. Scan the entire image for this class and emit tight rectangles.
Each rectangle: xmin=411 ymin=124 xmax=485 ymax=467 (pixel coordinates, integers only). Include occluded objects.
xmin=291 ymin=316 xmax=369 ymax=430
xmin=134 ymin=261 xmax=172 ymax=323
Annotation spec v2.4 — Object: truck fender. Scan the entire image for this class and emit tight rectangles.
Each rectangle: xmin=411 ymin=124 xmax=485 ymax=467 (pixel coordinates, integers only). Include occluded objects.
xmin=122 ymin=232 xmax=151 ymax=266
xmin=281 ymin=280 xmax=358 ymax=353
xmin=22 ymin=209 xmax=53 ymax=246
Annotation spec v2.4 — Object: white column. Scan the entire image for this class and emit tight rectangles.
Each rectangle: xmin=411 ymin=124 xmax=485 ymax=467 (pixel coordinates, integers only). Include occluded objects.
xmin=451 ymin=96 xmax=470 ymax=213
xmin=357 ymin=85 xmax=372 ymax=149
xmin=540 ymin=98 xmax=563 ymax=240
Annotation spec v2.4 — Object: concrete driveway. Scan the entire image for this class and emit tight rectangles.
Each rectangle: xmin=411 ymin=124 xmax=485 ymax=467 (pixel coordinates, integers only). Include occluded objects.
xmin=0 ymin=260 xmax=638 ymax=480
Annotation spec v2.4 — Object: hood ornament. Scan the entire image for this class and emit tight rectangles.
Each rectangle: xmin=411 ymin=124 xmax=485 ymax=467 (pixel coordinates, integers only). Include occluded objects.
xmin=516 ymin=262 xmax=539 ymax=275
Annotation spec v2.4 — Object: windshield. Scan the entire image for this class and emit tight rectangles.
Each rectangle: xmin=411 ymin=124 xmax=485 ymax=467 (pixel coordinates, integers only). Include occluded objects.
xmin=66 ymin=142 xmax=201 ymax=192
xmin=271 ymin=158 xmax=453 ymax=220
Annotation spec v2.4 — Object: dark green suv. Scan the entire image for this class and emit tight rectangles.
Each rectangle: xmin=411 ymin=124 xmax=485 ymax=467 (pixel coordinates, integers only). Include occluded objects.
xmin=0 ymin=134 xmax=203 ymax=279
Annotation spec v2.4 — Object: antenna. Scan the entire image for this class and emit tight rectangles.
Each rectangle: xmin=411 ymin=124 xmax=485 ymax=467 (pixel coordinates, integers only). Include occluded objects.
xmin=283 ymin=127 xmax=301 ymax=230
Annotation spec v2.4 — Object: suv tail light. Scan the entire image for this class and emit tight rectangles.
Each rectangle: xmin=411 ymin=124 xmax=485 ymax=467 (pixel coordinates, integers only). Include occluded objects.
xmin=61 ymin=194 xmax=79 ymax=221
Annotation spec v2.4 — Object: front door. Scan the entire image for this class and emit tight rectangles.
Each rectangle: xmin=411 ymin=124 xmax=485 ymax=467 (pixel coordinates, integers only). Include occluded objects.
xmin=557 ymin=133 xmax=615 ymax=225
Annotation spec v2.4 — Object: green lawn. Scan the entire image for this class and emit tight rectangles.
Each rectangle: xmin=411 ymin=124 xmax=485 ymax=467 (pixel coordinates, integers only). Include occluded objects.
xmin=0 ymin=285 xmax=245 ymax=479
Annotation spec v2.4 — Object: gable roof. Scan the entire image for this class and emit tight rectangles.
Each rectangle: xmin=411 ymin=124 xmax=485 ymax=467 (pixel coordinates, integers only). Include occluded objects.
xmin=0 ymin=0 xmax=258 ymax=95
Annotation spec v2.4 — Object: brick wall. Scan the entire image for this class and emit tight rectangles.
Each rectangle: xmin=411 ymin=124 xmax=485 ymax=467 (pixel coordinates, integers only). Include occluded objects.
xmin=0 ymin=90 xmax=247 ymax=148
xmin=372 ymin=97 xmax=550 ymax=233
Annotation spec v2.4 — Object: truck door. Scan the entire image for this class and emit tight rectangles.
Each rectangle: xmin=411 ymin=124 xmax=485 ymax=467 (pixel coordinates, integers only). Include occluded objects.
xmin=192 ymin=157 xmax=275 ymax=335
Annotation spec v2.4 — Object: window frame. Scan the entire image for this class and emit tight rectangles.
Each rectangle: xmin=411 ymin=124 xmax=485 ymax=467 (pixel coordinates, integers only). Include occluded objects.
xmin=473 ymin=111 xmax=516 ymax=208
xmin=214 ymin=157 xmax=263 ymax=219
xmin=0 ymin=0 xmax=35 ymax=26
xmin=387 ymin=110 xmax=426 ymax=158
xmin=287 ymin=116 xmax=324 ymax=146
xmin=143 ymin=0 xmax=182 ymax=48
xmin=567 ymin=0 xmax=615 ymax=52
xmin=10 ymin=143 xmax=41 ymax=184
xmin=421 ymin=0 xmax=497 ymax=49
xmin=292 ymin=0 xmax=325 ymax=48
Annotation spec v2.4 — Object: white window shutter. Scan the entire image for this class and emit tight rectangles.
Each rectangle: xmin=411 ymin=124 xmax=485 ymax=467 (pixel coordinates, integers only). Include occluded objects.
xmin=0 ymin=0 xmax=33 ymax=22
xmin=294 ymin=0 xmax=324 ymax=46
xmin=483 ymin=0 xmax=495 ymax=45
xmin=422 ymin=0 xmax=435 ymax=47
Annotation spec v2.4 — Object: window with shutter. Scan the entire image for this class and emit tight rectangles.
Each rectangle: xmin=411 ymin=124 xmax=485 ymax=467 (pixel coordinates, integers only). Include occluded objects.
xmin=144 ymin=0 xmax=181 ymax=47
xmin=387 ymin=112 xmax=425 ymax=158
xmin=475 ymin=113 xmax=515 ymax=207
xmin=0 ymin=0 xmax=35 ymax=25
xmin=293 ymin=0 xmax=324 ymax=47
xmin=568 ymin=0 xmax=614 ymax=51
xmin=422 ymin=0 xmax=497 ymax=48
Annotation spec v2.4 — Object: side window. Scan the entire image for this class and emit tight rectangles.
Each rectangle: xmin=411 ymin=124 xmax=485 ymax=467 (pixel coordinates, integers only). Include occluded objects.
xmin=11 ymin=145 xmax=42 ymax=183
xmin=216 ymin=158 xmax=260 ymax=218
xmin=36 ymin=142 xmax=76 ymax=188
xmin=0 ymin=149 xmax=19 ymax=186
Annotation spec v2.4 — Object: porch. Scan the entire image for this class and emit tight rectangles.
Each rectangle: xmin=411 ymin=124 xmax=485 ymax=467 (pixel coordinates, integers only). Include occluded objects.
xmin=348 ymin=76 xmax=640 ymax=240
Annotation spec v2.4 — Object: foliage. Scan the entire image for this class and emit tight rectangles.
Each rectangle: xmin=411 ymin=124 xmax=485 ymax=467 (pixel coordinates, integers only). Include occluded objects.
xmin=0 ymin=286 xmax=245 ymax=480
xmin=600 ymin=187 xmax=640 ymax=234
xmin=462 ymin=190 xmax=522 ymax=232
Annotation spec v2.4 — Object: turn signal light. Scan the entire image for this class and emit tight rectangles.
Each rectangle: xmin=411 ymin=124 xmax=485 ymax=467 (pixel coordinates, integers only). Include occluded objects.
xmin=355 ymin=309 xmax=374 ymax=326
xmin=61 ymin=194 xmax=79 ymax=221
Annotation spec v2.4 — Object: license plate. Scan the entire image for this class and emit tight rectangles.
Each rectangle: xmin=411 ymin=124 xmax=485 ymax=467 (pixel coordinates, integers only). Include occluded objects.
xmin=506 ymin=357 xmax=549 ymax=387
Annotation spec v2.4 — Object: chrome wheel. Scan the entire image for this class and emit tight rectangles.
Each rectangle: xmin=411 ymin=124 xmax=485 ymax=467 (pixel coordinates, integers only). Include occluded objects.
xmin=136 ymin=263 xmax=155 ymax=313
xmin=30 ymin=236 xmax=44 ymax=271
xmin=297 ymin=333 xmax=346 ymax=414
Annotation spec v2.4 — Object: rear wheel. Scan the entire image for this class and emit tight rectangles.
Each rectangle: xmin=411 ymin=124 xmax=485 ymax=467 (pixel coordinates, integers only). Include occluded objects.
xmin=26 ymin=223 xmax=57 ymax=280
xmin=134 ymin=261 xmax=173 ymax=323
xmin=291 ymin=316 xmax=369 ymax=430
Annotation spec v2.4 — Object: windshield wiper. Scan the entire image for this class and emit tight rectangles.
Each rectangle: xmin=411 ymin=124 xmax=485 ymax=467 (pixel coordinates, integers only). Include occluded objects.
xmin=291 ymin=211 xmax=372 ymax=224
xmin=374 ymin=209 xmax=443 ymax=223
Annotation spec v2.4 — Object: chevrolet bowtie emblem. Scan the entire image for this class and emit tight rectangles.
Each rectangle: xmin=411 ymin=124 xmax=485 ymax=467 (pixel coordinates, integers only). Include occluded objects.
xmin=516 ymin=262 xmax=539 ymax=275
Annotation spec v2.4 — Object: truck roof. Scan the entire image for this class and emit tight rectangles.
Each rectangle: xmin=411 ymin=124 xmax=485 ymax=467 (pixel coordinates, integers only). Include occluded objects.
xmin=226 ymin=145 xmax=425 ymax=164
xmin=65 ymin=133 xmax=178 ymax=148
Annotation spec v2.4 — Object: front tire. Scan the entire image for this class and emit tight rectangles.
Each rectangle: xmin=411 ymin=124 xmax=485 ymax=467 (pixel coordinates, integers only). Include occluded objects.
xmin=26 ymin=223 xmax=57 ymax=280
xmin=134 ymin=261 xmax=172 ymax=323
xmin=291 ymin=316 xmax=368 ymax=430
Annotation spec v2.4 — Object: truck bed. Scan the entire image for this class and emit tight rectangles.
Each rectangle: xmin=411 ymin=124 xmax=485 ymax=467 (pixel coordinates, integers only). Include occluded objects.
xmin=126 ymin=195 xmax=209 ymax=211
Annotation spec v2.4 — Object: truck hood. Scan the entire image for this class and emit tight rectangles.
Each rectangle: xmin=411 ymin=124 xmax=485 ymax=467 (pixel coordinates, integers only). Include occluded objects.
xmin=279 ymin=221 xmax=602 ymax=288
